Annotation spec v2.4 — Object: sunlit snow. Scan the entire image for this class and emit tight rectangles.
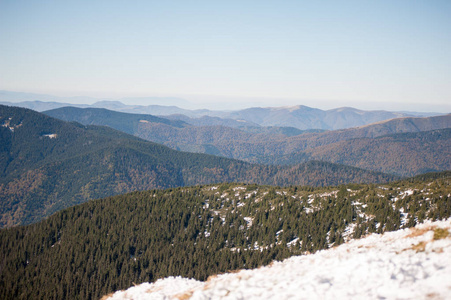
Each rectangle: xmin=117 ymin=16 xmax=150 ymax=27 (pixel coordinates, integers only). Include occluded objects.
xmin=43 ymin=133 xmax=57 ymax=139
xmin=106 ymin=219 xmax=451 ymax=300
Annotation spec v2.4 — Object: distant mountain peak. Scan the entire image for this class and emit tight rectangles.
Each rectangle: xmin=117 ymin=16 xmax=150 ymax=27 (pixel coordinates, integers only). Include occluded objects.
xmin=92 ymin=100 xmax=127 ymax=108
xmin=275 ymin=105 xmax=311 ymax=112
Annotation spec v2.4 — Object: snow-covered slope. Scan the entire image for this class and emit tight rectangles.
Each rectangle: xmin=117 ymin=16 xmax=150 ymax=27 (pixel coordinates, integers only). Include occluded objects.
xmin=105 ymin=219 xmax=451 ymax=300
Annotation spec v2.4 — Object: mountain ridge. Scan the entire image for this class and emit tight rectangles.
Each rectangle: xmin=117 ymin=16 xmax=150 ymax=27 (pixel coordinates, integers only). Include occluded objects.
xmin=1 ymin=173 xmax=449 ymax=299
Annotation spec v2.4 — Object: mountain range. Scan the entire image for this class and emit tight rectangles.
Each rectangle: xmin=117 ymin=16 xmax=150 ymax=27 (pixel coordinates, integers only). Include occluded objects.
xmin=0 ymin=98 xmax=450 ymax=299
xmin=45 ymin=106 xmax=451 ymax=176
xmin=0 ymin=90 xmax=444 ymax=130
xmin=0 ymin=104 xmax=395 ymax=227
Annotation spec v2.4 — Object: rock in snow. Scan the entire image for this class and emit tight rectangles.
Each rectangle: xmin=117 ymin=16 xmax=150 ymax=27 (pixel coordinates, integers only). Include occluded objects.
xmin=105 ymin=219 xmax=451 ymax=300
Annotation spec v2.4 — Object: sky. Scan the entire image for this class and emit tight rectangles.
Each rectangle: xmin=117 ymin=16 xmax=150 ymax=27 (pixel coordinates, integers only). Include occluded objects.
xmin=0 ymin=0 xmax=450 ymax=112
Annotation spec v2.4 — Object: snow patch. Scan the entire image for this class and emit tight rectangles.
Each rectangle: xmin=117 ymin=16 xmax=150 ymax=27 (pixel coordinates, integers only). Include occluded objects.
xmin=107 ymin=277 xmax=203 ymax=300
xmin=232 ymin=187 xmax=245 ymax=191
xmin=43 ymin=133 xmax=57 ymax=139
xmin=243 ymin=217 xmax=253 ymax=228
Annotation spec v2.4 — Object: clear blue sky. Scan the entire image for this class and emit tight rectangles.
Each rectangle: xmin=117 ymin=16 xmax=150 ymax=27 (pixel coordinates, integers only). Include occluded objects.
xmin=1 ymin=0 xmax=450 ymax=111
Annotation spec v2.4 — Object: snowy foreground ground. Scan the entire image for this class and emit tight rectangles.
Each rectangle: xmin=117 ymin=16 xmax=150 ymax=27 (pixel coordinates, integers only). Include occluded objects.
xmin=105 ymin=219 xmax=451 ymax=300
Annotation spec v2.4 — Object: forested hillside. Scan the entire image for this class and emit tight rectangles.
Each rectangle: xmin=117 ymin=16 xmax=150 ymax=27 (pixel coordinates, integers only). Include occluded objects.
xmin=43 ymin=106 xmax=188 ymax=134
xmin=1 ymin=172 xmax=449 ymax=299
xmin=306 ymin=129 xmax=451 ymax=176
xmin=0 ymin=105 xmax=395 ymax=227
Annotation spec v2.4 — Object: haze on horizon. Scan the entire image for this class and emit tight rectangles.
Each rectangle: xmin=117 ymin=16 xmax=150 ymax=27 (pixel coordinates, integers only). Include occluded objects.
xmin=1 ymin=1 xmax=450 ymax=113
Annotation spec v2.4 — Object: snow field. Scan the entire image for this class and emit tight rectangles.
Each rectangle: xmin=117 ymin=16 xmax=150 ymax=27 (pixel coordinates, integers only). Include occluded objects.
xmin=106 ymin=218 xmax=451 ymax=300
